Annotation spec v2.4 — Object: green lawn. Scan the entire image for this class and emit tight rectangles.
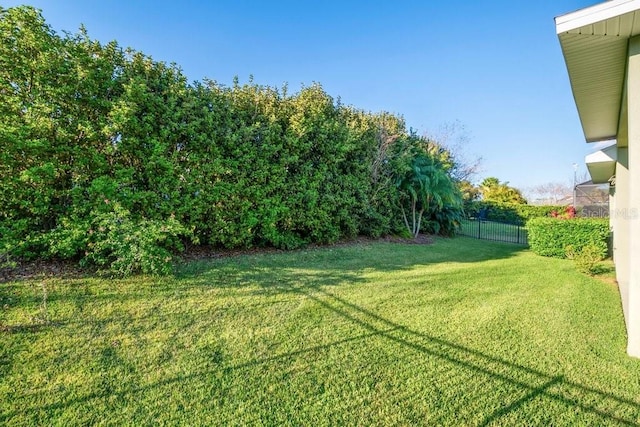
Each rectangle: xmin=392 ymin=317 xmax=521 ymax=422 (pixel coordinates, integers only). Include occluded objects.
xmin=1 ymin=237 xmax=639 ymax=425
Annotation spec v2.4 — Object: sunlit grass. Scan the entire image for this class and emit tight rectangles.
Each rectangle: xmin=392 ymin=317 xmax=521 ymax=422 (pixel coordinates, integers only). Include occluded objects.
xmin=1 ymin=237 xmax=639 ymax=425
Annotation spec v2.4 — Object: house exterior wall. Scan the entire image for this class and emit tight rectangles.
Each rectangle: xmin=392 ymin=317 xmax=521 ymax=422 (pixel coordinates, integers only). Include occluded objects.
xmin=625 ymin=35 xmax=640 ymax=356
xmin=556 ymin=0 xmax=640 ymax=358
xmin=614 ymin=147 xmax=630 ymax=327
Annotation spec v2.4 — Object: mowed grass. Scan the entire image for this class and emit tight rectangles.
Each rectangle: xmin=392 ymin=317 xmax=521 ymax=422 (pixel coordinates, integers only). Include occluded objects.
xmin=1 ymin=237 xmax=639 ymax=426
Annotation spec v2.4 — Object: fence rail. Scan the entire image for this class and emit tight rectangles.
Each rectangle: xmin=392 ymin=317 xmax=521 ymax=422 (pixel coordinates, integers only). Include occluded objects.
xmin=458 ymin=219 xmax=528 ymax=245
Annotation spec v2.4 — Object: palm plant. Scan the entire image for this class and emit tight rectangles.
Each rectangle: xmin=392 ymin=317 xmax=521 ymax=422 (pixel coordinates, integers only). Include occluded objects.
xmin=394 ymin=153 xmax=461 ymax=238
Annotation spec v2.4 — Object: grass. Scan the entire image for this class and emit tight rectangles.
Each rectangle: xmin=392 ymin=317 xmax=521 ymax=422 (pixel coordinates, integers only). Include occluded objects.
xmin=1 ymin=237 xmax=639 ymax=425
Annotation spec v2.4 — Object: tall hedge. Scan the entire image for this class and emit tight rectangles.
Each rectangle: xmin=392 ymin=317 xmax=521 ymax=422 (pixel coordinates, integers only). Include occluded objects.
xmin=0 ymin=6 xmax=462 ymax=274
xmin=526 ymin=218 xmax=610 ymax=258
xmin=465 ymin=201 xmax=565 ymax=225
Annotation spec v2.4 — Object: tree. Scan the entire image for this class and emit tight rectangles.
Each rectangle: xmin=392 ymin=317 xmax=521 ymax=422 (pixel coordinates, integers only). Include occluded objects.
xmin=458 ymin=180 xmax=481 ymax=202
xmin=392 ymin=136 xmax=462 ymax=238
xmin=480 ymin=177 xmax=527 ymax=204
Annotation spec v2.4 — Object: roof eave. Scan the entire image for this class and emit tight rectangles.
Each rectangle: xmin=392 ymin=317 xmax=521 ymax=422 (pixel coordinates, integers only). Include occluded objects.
xmin=556 ymin=0 xmax=640 ymax=33
xmin=556 ymin=0 xmax=640 ymax=143
xmin=586 ymin=144 xmax=617 ymax=184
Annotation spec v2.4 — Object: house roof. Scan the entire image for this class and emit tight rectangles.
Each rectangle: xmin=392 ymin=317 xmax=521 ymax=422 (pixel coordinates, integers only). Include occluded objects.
xmin=556 ymin=0 xmax=640 ymax=142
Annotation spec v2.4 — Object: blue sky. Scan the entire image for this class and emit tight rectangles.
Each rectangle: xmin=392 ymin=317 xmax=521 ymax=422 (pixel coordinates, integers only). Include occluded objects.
xmin=5 ymin=0 xmax=605 ymax=191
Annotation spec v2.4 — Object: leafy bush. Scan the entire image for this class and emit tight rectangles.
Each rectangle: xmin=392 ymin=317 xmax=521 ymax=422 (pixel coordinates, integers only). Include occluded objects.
xmin=465 ymin=201 xmax=564 ymax=225
xmin=426 ymin=205 xmax=465 ymax=236
xmin=526 ymin=217 xmax=610 ymax=258
xmin=48 ymin=203 xmax=194 ymax=276
xmin=0 ymin=223 xmax=18 ymax=269
xmin=0 ymin=249 xmax=16 ymax=270
xmin=0 ymin=6 xmax=464 ymax=275
xmin=86 ymin=213 xmax=192 ymax=277
xmin=550 ymin=206 xmax=576 ymax=219
xmin=565 ymin=243 xmax=606 ymax=275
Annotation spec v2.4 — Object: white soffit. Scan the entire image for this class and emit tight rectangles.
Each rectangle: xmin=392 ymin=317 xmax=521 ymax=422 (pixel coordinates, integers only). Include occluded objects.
xmin=556 ymin=0 xmax=640 ymax=142
xmin=586 ymin=143 xmax=618 ymax=163
xmin=586 ymin=143 xmax=617 ymax=183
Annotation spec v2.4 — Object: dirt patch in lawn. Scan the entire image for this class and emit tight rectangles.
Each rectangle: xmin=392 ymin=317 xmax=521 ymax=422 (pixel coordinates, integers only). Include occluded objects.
xmin=1 ymin=259 xmax=89 ymax=283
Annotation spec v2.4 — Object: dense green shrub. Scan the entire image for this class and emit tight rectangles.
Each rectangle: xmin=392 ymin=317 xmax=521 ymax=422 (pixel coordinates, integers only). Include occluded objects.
xmin=1 ymin=205 xmax=192 ymax=277
xmin=465 ymin=201 xmax=565 ymax=225
xmin=565 ymin=244 xmax=606 ymax=275
xmin=526 ymin=217 xmax=610 ymax=258
xmin=0 ymin=6 xmax=461 ymax=275
xmin=0 ymin=236 xmax=16 ymax=270
xmin=46 ymin=203 xmax=194 ymax=276
xmin=425 ymin=205 xmax=465 ymax=236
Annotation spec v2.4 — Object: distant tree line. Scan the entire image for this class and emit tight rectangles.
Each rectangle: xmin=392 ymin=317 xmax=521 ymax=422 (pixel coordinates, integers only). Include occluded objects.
xmin=0 ymin=6 xmax=464 ymax=275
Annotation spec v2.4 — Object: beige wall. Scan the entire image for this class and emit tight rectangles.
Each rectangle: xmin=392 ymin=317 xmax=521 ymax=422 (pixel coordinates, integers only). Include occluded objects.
xmin=623 ymin=36 xmax=640 ymax=357
xmin=614 ymin=147 xmax=629 ymax=327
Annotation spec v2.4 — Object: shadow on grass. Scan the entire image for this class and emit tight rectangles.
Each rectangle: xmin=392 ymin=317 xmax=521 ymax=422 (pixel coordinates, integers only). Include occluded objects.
xmin=591 ymin=263 xmax=615 ymax=276
xmin=5 ymin=282 xmax=638 ymax=425
xmin=0 ymin=238 xmax=524 ymax=309
xmin=3 ymin=239 xmax=637 ymax=424
xmin=299 ymin=287 xmax=640 ymax=426
xmin=175 ymin=237 xmax=528 ymax=286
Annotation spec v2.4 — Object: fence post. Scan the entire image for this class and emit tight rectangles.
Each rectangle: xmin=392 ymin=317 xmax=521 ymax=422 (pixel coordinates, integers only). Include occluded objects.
xmin=517 ymin=225 xmax=520 ymax=244
xmin=478 ymin=219 xmax=481 ymax=239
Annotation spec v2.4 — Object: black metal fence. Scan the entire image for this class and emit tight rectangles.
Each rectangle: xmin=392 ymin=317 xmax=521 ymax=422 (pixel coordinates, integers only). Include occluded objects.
xmin=458 ymin=219 xmax=528 ymax=245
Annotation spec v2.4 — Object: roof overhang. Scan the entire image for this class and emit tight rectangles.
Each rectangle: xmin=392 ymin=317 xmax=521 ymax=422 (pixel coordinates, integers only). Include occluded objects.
xmin=586 ymin=143 xmax=617 ymax=183
xmin=556 ymin=0 xmax=640 ymax=142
